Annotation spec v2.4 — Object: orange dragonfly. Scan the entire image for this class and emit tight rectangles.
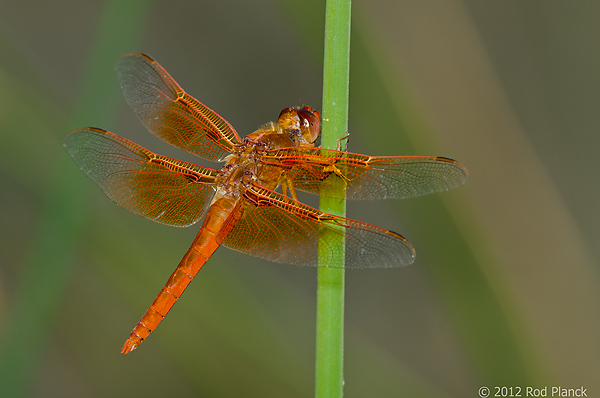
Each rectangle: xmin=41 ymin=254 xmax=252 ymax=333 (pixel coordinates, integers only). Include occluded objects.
xmin=64 ymin=53 xmax=468 ymax=355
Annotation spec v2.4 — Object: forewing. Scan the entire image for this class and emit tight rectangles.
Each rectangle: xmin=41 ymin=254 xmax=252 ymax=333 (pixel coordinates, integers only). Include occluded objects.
xmin=265 ymin=148 xmax=468 ymax=200
xmin=223 ymin=184 xmax=415 ymax=268
xmin=64 ymin=128 xmax=217 ymax=227
xmin=116 ymin=53 xmax=240 ymax=161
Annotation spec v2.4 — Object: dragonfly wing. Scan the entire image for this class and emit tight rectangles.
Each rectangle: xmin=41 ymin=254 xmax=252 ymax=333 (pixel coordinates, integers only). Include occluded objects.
xmin=116 ymin=53 xmax=240 ymax=161
xmin=64 ymin=128 xmax=217 ymax=227
xmin=266 ymin=148 xmax=468 ymax=200
xmin=222 ymin=183 xmax=415 ymax=268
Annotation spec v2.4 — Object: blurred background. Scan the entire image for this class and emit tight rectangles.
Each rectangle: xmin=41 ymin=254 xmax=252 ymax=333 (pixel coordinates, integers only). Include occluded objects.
xmin=1 ymin=1 xmax=599 ymax=397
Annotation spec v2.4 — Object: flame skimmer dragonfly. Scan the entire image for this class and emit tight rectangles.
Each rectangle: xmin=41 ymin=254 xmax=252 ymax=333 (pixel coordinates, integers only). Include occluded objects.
xmin=64 ymin=53 xmax=468 ymax=354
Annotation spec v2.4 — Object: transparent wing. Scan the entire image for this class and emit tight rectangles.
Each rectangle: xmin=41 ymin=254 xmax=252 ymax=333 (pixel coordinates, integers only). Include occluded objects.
xmin=265 ymin=147 xmax=468 ymax=200
xmin=116 ymin=53 xmax=240 ymax=161
xmin=64 ymin=128 xmax=217 ymax=227
xmin=223 ymin=184 xmax=415 ymax=268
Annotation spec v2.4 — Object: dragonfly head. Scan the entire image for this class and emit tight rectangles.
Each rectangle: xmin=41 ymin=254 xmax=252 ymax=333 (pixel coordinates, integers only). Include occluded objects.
xmin=278 ymin=106 xmax=321 ymax=146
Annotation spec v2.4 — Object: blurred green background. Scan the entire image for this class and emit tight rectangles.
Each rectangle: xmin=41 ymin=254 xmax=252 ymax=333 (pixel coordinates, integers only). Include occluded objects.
xmin=1 ymin=1 xmax=598 ymax=397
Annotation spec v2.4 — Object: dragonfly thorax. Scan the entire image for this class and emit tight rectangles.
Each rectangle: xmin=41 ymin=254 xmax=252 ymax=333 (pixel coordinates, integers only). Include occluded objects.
xmin=211 ymin=138 xmax=270 ymax=203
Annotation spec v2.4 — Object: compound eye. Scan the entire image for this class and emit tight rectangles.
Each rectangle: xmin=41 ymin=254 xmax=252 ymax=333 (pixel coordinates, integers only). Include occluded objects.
xmin=297 ymin=108 xmax=321 ymax=143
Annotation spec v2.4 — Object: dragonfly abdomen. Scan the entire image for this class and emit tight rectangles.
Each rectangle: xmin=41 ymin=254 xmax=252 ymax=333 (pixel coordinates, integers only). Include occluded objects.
xmin=121 ymin=198 xmax=239 ymax=354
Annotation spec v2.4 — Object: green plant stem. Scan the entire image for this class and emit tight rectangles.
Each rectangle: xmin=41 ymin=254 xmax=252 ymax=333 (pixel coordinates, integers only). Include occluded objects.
xmin=315 ymin=0 xmax=351 ymax=397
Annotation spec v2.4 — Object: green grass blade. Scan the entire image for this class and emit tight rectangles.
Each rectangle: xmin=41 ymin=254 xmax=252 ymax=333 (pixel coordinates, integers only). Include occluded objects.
xmin=315 ymin=0 xmax=351 ymax=397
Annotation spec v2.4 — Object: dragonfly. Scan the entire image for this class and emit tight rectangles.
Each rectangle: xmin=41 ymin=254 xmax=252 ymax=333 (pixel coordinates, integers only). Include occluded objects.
xmin=64 ymin=53 xmax=468 ymax=355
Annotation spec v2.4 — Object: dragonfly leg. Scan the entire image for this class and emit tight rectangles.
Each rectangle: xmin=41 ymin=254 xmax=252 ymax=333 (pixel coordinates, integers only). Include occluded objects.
xmin=336 ymin=132 xmax=350 ymax=151
xmin=278 ymin=174 xmax=300 ymax=202
xmin=285 ymin=174 xmax=299 ymax=202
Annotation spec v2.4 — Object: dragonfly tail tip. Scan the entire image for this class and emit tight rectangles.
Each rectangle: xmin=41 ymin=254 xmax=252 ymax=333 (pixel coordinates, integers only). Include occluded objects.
xmin=121 ymin=339 xmax=139 ymax=355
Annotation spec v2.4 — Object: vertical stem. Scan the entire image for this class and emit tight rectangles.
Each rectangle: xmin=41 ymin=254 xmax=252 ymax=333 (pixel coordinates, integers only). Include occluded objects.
xmin=315 ymin=1 xmax=351 ymax=397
